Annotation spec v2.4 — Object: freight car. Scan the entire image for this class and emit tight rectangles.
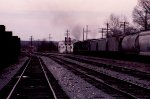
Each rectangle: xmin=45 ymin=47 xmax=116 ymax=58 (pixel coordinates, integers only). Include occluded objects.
xmin=0 ymin=25 xmax=21 ymax=70
xmin=73 ymin=31 xmax=150 ymax=61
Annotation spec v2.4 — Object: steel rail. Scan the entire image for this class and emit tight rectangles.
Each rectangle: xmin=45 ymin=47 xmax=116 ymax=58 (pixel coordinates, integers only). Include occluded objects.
xmin=7 ymin=58 xmax=31 ymax=99
xmin=38 ymin=57 xmax=57 ymax=99
xmin=51 ymin=56 xmax=140 ymax=99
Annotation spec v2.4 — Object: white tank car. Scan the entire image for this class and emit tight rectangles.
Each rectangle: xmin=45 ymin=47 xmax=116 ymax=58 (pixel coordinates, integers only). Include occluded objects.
xmin=58 ymin=41 xmax=73 ymax=53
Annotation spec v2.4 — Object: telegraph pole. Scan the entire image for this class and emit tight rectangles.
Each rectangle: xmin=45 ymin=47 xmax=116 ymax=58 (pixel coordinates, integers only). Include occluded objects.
xmin=145 ymin=10 xmax=148 ymax=31
xmin=98 ymin=28 xmax=104 ymax=39
xmin=66 ymin=29 xmax=70 ymax=38
xmin=29 ymin=36 xmax=33 ymax=55
xmin=99 ymin=24 xmax=111 ymax=38
xmin=30 ymin=36 xmax=33 ymax=46
xmin=83 ymin=28 xmax=85 ymax=41
xmin=120 ymin=22 xmax=129 ymax=34
xmin=49 ymin=34 xmax=52 ymax=42
xmin=106 ymin=23 xmax=109 ymax=37
xmin=102 ymin=28 xmax=104 ymax=38
xmin=65 ymin=29 xmax=70 ymax=53
xmin=86 ymin=25 xmax=89 ymax=40
xmin=49 ymin=34 xmax=52 ymax=51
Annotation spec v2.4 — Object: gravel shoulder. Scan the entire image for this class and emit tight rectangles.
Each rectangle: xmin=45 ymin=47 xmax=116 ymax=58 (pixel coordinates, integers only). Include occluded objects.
xmin=41 ymin=56 xmax=114 ymax=99
xmin=60 ymin=56 xmax=150 ymax=89
xmin=0 ymin=57 xmax=28 ymax=90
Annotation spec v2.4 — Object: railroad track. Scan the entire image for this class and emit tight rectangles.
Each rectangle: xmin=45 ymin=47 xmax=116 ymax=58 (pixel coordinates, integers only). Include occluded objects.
xmin=0 ymin=56 xmax=69 ymax=99
xmin=64 ymin=55 xmax=150 ymax=81
xmin=44 ymin=53 xmax=150 ymax=81
xmin=48 ymin=55 xmax=150 ymax=99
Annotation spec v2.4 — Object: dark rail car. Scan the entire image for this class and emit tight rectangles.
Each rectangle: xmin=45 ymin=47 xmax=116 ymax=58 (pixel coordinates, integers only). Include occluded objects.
xmin=0 ymin=25 xmax=21 ymax=70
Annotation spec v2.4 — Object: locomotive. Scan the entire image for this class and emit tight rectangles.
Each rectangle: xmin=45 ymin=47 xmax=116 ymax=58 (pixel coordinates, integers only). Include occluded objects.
xmin=58 ymin=41 xmax=73 ymax=53
xmin=73 ymin=31 xmax=150 ymax=61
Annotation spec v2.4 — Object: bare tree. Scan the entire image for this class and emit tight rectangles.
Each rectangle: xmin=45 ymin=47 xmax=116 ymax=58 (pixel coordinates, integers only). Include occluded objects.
xmin=125 ymin=25 xmax=139 ymax=35
xmin=105 ymin=14 xmax=121 ymax=37
xmin=133 ymin=0 xmax=150 ymax=30
xmin=106 ymin=14 xmax=130 ymax=36
xmin=105 ymin=14 xmax=138 ymax=37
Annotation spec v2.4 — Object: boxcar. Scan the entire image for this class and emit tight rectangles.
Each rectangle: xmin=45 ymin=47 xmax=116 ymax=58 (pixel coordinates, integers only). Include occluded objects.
xmin=107 ymin=37 xmax=120 ymax=52
xmin=88 ymin=39 xmax=98 ymax=51
xmin=97 ymin=39 xmax=107 ymax=51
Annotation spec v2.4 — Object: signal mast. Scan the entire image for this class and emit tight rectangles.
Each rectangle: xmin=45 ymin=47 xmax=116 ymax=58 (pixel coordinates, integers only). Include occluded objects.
xmin=65 ymin=29 xmax=71 ymax=53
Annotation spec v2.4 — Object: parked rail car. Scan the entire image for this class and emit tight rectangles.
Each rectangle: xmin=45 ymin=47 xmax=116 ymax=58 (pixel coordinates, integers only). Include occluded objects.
xmin=11 ymin=36 xmax=21 ymax=61
xmin=139 ymin=31 xmax=150 ymax=55
xmin=73 ymin=31 xmax=150 ymax=62
xmin=107 ymin=37 xmax=120 ymax=52
xmin=0 ymin=25 xmax=21 ymax=69
xmin=97 ymin=39 xmax=107 ymax=51
xmin=88 ymin=39 xmax=98 ymax=51
xmin=73 ymin=40 xmax=90 ymax=54
xmin=121 ymin=33 xmax=139 ymax=53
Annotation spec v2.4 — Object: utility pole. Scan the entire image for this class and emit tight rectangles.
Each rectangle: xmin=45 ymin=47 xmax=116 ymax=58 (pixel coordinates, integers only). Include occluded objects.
xmin=145 ymin=10 xmax=148 ymax=31
xmin=99 ymin=24 xmax=111 ymax=38
xmin=106 ymin=23 xmax=109 ymax=37
xmin=30 ymin=36 xmax=33 ymax=46
xmin=49 ymin=34 xmax=52 ymax=51
xmin=120 ymin=22 xmax=129 ymax=35
xmin=49 ymin=34 xmax=52 ymax=42
xmin=65 ymin=29 xmax=70 ymax=53
xmin=66 ymin=29 xmax=70 ymax=38
xmin=83 ymin=28 xmax=85 ymax=41
xmin=102 ymin=28 xmax=104 ymax=38
xmin=29 ymin=36 xmax=33 ymax=54
xmin=86 ymin=25 xmax=89 ymax=40
xmin=98 ymin=28 xmax=104 ymax=39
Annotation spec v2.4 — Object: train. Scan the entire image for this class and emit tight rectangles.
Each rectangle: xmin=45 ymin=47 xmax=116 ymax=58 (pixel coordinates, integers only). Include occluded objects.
xmin=58 ymin=41 xmax=73 ymax=53
xmin=0 ymin=25 xmax=21 ymax=70
xmin=73 ymin=31 xmax=150 ymax=62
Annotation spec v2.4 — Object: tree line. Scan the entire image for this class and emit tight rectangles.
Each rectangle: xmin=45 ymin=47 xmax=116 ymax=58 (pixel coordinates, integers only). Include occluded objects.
xmin=105 ymin=0 xmax=150 ymax=37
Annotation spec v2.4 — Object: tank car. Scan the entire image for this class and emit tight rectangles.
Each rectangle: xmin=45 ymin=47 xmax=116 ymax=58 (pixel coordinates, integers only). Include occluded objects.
xmin=121 ymin=33 xmax=139 ymax=53
xmin=73 ymin=30 xmax=150 ymax=58
xmin=139 ymin=31 xmax=150 ymax=55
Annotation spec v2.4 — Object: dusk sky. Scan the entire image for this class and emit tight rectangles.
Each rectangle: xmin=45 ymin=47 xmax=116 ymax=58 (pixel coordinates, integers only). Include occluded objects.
xmin=0 ymin=0 xmax=137 ymax=41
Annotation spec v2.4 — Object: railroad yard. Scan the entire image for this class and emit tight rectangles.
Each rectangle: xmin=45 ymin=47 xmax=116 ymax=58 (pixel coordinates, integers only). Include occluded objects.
xmin=0 ymin=53 xmax=150 ymax=99
xmin=1 ymin=0 xmax=150 ymax=99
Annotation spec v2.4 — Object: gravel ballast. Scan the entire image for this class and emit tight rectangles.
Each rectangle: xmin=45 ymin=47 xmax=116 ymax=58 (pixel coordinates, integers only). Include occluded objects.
xmin=41 ymin=56 xmax=114 ymax=99
xmin=0 ymin=57 xmax=28 ymax=90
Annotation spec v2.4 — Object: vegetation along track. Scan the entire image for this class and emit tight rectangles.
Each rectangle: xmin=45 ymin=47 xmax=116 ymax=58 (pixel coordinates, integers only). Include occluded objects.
xmin=0 ymin=56 xmax=69 ymax=99
xmin=48 ymin=54 xmax=150 ymax=99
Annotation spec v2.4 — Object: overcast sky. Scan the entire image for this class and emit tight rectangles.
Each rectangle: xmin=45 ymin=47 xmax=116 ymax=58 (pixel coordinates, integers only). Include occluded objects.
xmin=0 ymin=0 xmax=137 ymax=41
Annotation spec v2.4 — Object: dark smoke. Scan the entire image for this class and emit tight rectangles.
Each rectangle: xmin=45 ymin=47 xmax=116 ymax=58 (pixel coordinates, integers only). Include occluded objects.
xmin=71 ymin=25 xmax=82 ymax=40
xmin=51 ymin=12 xmax=82 ymax=40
